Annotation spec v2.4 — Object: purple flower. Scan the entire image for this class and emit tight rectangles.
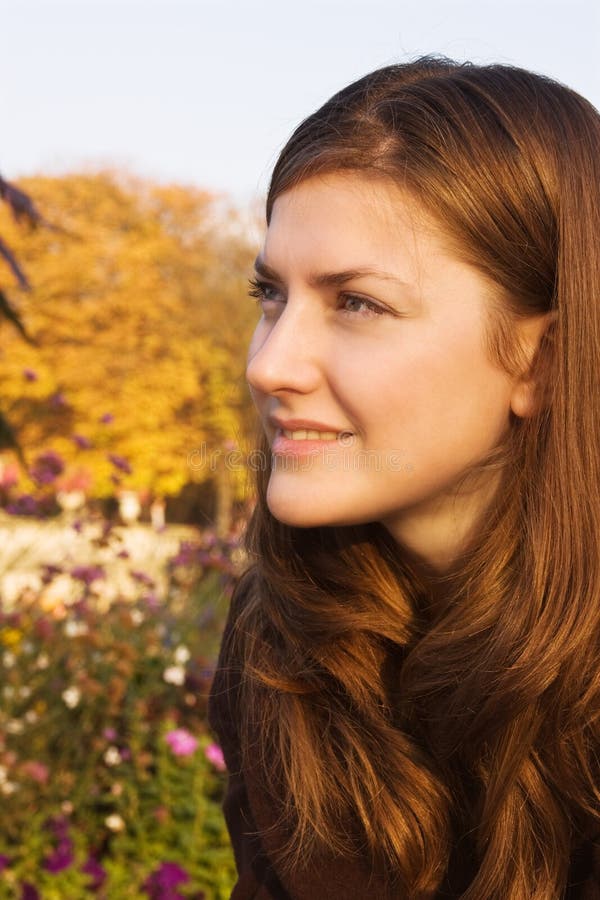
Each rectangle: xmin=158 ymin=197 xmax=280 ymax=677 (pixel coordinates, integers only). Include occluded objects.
xmin=204 ymin=742 xmax=226 ymax=772
xmin=143 ymin=862 xmax=190 ymax=900
xmin=30 ymin=450 xmax=65 ymax=486
xmin=107 ymin=453 xmax=132 ymax=475
xmin=144 ymin=592 xmax=160 ymax=610
xmin=43 ymin=816 xmax=73 ymax=872
xmin=130 ymin=569 xmax=155 ymax=587
xmin=41 ymin=563 xmax=63 ymax=584
xmin=43 ymin=839 xmax=74 ymax=872
xmin=22 ymin=368 xmax=38 ymax=382
xmin=49 ymin=391 xmax=69 ymax=409
xmin=170 ymin=540 xmax=202 ymax=567
xmin=103 ymin=727 xmax=117 ymax=741
xmin=81 ymin=854 xmax=106 ymax=890
xmin=21 ymin=884 xmax=41 ymax=900
xmin=99 ymin=412 xmax=114 ymax=424
xmin=71 ymin=564 xmax=105 ymax=586
xmin=72 ymin=434 xmax=92 ymax=450
xmin=165 ymin=728 xmax=198 ymax=757
xmin=6 ymin=494 xmax=39 ymax=516
xmin=0 ymin=854 xmax=10 ymax=872
xmin=47 ymin=815 xmax=70 ymax=838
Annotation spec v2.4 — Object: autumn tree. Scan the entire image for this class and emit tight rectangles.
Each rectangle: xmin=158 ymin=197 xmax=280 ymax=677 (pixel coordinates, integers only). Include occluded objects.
xmin=0 ymin=173 xmax=53 ymax=454
xmin=0 ymin=171 xmax=259 ymax=522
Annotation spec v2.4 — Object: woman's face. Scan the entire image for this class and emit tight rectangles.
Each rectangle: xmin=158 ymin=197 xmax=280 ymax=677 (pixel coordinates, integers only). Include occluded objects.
xmin=246 ymin=173 xmax=525 ymax=568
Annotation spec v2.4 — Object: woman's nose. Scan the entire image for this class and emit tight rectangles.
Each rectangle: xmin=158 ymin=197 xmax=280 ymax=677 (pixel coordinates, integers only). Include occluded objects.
xmin=246 ymin=303 xmax=322 ymax=396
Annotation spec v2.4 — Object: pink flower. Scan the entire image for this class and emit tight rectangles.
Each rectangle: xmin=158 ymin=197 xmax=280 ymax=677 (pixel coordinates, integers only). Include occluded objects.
xmin=0 ymin=461 xmax=19 ymax=489
xmin=204 ymin=742 xmax=226 ymax=772
xmin=165 ymin=728 xmax=198 ymax=757
xmin=21 ymin=760 xmax=49 ymax=784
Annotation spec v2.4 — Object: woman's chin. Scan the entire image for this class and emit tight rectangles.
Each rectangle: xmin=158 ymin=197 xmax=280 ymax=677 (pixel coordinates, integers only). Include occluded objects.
xmin=265 ymin=493 xmax=363 ymax=530
xmin=266 ymin=502 xmax=329 ymax=529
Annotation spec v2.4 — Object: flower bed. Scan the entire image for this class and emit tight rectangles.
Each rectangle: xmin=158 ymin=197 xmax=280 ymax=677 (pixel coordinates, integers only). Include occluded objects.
xmin=0 ymin=521 xmax=240 ymax=899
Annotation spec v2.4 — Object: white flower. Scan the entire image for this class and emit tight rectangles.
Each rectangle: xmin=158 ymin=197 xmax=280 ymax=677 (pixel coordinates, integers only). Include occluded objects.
xmin=2 ymin=651 xmax=15 ymax=668
xmin=0 ymin=765 xmax=8 ymax=784
xmin=0 ymin=780 xmax=18 ymax=795
xmin=64 ymin=620 xmax=88 ymax=638
xmin=130 ymin=608 xmax=144 ymax=625
xmin=36 ymin=652 xmax=49 ymax=670
xmin=2 ymin=686 xmax=15 ymax=699
xmin=105 ymin=813 xmax=125 ymax=831
xmin=18 ymin=686 xmax=31 ymax=699
xmin=6 ymin=719 xmax=24 ymax=734
xmin=163 ymin=665 xmax=185 ymax=686
xmin=174 ymin=644 xmax=190 ymax=665
xmin=103 ymin=746 xmax=121 ymax=766
xmin=62 ymin=686 xmax=81 ymax=708
xmin=24 ymin=710 xmax=38 ymax=724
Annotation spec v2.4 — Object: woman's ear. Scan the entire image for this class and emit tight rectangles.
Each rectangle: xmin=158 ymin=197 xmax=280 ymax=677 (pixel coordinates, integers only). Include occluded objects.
xmin=510 ymin=310 xmax=557 ymax=419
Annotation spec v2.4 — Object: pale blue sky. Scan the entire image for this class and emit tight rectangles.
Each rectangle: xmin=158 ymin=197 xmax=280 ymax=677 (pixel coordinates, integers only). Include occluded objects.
xmin=2 ymin=0 xmax=598 ymax=206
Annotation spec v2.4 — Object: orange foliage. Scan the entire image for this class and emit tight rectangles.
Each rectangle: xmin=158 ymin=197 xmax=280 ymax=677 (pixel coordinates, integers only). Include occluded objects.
xmin=0 ymin=171 xmax=259 ymax=497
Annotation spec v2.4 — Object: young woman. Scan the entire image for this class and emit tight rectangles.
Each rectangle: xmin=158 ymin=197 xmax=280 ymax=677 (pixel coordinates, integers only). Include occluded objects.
xmin=208 ymin=56 xmax=600 ymax=899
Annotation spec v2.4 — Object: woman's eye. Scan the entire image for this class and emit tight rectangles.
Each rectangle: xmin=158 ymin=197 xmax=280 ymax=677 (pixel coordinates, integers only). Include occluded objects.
xmin=247 ymin=279 xmax=386 ymax=319
xmin=247 ymin=277 xmax=282 ymax=305
xmin=340 ymin=294 xmax=385 ymax=317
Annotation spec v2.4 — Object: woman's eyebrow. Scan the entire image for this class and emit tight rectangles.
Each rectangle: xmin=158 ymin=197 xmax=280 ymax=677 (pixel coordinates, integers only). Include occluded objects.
xmin=253 ymin=255 xmax=411 ymax=288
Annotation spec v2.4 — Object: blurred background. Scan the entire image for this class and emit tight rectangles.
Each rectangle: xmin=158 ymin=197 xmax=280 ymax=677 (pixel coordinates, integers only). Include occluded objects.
xmin=0 ymin=1 xmax=597 ymax=897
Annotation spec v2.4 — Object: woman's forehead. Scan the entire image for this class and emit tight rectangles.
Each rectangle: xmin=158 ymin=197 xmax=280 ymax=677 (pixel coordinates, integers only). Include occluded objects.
xmin=262 ymin=173 xmax=466 ymax=291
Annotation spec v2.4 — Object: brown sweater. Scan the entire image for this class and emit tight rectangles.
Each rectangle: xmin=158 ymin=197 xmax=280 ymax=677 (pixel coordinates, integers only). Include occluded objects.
xmin=208 ymin=583 xmax=600 ymax=899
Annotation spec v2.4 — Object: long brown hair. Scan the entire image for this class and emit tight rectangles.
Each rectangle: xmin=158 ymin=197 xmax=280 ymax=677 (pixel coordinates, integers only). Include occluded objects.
xmin=230 ymin=57 xmax=600 ymax=898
